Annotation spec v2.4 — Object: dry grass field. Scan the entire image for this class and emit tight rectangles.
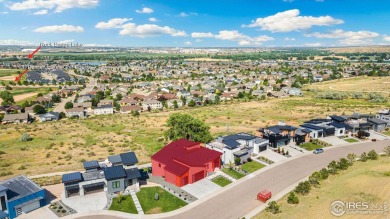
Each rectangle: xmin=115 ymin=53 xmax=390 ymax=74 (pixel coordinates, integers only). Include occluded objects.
xmin=0 ymin=91 xmax=388 ymax=179
xmin=255 ymin=157 xmax=390 ymax=219
xmin=324 ymin=46 xmax=390 ymax=53
xmin=305 ymin=76 xmax=390 ymax=94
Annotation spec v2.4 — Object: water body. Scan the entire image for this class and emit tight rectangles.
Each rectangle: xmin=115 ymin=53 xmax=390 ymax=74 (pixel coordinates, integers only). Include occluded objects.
xmin=70 ymin=61 xmax=107 ymax=66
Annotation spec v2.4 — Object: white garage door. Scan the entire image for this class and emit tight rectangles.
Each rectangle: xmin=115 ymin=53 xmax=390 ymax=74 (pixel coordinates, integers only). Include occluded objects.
xmin=21 ymin=200 xmax=40 ymax=213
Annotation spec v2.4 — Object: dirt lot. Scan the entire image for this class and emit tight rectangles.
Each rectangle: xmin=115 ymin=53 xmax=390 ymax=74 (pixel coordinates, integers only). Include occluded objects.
xmin=0 ymin=92 xmax=38 ymax=105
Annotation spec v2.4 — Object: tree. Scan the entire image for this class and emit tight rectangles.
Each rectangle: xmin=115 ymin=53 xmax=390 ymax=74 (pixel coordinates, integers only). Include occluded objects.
xmin=327 ymin=160 xmax=338 ymax=174
xmin=295 ymin=181 xmax=311 ymax=196
xmin=215 ymin=95 xmax=220 ymax=104
xmin=0 ymin=91 xmax=15 ymax=106
xmin=266 ymin=201 xmax=281 ymax=214
xmin=337 ymin=158 xmax=350 ymax=170
xmin=367 ymin=150 xmax=378 ymax=160
xmin=51 ymin=94 xmax=61 ymax=103
xmin=20 ymin=133 xmax=32 ymax=142
xmin=360 ymin=152 xmax=368 ymax=162
xmin=165 ymin=113 xmax=213 ymax=143
xmin=131 ymin=110 xmax=140 ymax=117
xmin=347 ymin=153 xmax=357 ymax=164
xmin=309 ymin=171 xmax=321 ymax=188
xmin=234 ymin=157 xmax=241 ymax=165
xmin=33 ymin=105 xmax=46 ymax=114
xmin=188 ymin=99 xmax=196 ymax=107
xmin=116 ymin=93 xmax=123 ymax=101
xmin=173 ymin=100 xmax=178 ymax=109
xmin=287 ymin=192 xmax=299 ymax=204
xmin=65 ymin=102 xmax=74 ymax=109
xmin=319 ymin=168 xmax=329 ymax=180
xmin=59 ymin=112 xmax=66 ymax=119
xmin=37 ymin=93 xmax=43 ymax=97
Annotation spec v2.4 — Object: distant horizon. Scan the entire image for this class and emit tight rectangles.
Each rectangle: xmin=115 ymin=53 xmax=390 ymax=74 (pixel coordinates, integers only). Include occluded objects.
xmin=1 ymin=0 xmax=390 ymax=47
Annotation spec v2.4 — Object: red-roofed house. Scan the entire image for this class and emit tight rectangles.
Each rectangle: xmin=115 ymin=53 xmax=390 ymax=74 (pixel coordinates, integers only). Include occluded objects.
xmin=151 ymin=139 xmax=222 ymax=187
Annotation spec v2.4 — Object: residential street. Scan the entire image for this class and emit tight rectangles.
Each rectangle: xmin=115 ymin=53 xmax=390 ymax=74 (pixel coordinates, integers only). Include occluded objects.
xmin=74 ymin=139 xmax=390 ymax=219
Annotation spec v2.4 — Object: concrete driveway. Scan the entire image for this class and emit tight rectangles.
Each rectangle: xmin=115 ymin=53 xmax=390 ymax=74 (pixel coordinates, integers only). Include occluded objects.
xmin=368 ymin=130 xmax=389 ymax=141
xmin=182 ymin=178 xmax=221 ymax=199
xmin=321 ymin=136 xmax=347 ymax=146
xmin=18 ymin=206 xmax=59 ymax=219
xmin=258 ymin=149 xmax=288 ymax=163
xmin=61 ymin=192 xmax=107 ymax=213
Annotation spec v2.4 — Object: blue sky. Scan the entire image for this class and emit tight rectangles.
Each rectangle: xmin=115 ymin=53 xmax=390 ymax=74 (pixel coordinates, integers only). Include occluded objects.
xmin=0 ymin=0 xmax=390 ymax=47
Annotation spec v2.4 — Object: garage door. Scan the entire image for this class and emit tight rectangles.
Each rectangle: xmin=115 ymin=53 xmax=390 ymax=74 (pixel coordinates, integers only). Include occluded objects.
xmin=259 ymin=145 xmax=267 ymax=152
xmin=192 ymin=171 xmax=205 ymax=183
xmin=67 ymin=188 xmax=80 ymax=197
xmin=21 ymin=200 xmax=40 ymax=213
xmin=83 ymin=182 xmax=105 ymax=195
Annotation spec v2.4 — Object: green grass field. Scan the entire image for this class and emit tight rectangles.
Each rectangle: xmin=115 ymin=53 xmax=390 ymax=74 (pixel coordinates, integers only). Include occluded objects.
xmin=136 ymin=187 xmax=187 ymax=214
xmin=241 ymin=161 xmax=265 ymax=173
xmin=300 ymin=142 xmax=323 ymax=151
xmin=222 ymin=168 xmax=245 ymax=179
xmin=0 ymin=69 xmax=22 ymax=77
xmin=109 ymin=196 xmax=138 ymax=214
xmin=254 ymin=157 xmax=390 ymax=219
xmin=9 ymin=87 xmax=54 ymax=96
xmin=344 ymin=138 xmax=359 ymax=143
xmin=211 ymin=176 xmax=232 ymax=187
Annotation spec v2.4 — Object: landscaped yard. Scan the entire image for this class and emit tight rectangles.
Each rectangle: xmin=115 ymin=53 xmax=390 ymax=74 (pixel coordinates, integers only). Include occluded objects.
xmin=254 ymin=157 xmax=390 ymax=219
xmin=384 ymin=131 xmax=390 ymax=136
xmin=299 ymin=142 xmax=323 ymax=151
xmin=211 ymin=176 xmax=232 ymax=187
xmin=109 ymin=195 xmax=138 ymax=214
xmin=222 ymin=168 xmax=245 ymax=179
xmin=136 ymin=187 xmax=187 ymax=214
xmin=241 ymin=161 xmax=265 ymax=173
xmin=344 ymin=138 xmax=359 ymax=143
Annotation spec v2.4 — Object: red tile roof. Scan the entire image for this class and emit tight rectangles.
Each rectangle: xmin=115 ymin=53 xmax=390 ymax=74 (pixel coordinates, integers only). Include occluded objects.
xmin=152 ymin=138 xmax=222 ymax=175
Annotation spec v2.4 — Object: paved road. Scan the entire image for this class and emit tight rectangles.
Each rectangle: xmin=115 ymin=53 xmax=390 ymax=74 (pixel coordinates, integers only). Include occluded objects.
xmin=74 ymin=140 xmax=390 ymax=219
xmin=53 ymin=70 xmax=96 ymax=113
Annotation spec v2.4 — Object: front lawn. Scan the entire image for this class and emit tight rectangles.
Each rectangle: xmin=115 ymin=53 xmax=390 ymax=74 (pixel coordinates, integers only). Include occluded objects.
xmin=384 ymin=131 xmax=390 ymax=136
xmin=344 ymin=138 xmax=359 ymax=143
xmin=241 ymin=161 xmax=265 ymax=173
xmin=109 ymin=195 xmax=138 ymax=214
xmin=137 ymin=187 xmax=187 ymax=214
xmin=212 ymin=176 xmax=232 ymax=187
xmin=299 ymin=142 xmax=323 ymax=151
xmin=222 ymin=168 xmax=245 ymax=179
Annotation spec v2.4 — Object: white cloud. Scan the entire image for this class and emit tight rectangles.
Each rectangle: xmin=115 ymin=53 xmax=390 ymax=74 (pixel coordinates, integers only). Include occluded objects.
xmin=184 ymin=41 xmax=192 ymax=45
xmin=244 ymin=9 xmax=343 ymax=32
xmin=33 ymin=25 xmax=84 ymax=33
xmin=148 ymin=17 xmax=158 ymax=22
xmin=0 ymin=11 xmax=8 ymax=14
xmin=191 ymin=30 xmax=274 ymax=46
xmin=57 ymin=39 xmax=74 ymax=44
xmin=191 ymin=32 xmax=214 ymax=38
xmin=284 ymin=37 xmax=296 ymax=41
xmin=95 ymin=18 xmax=131 ymax=29
xmin=195 ymin=39 xmax=202 ymax=43
xmin=305 ymin=43 xmax=322 ymax=47
xmin=119 ymin=23 xmax=187 ymax=37
xmin=136 ymin=7 xmax=153 ymax=14
xmin=8 ymin=0 xmax=99 ymax=13
xmin=179 ymin=12 xmax=188 ymax=17
xmin=33 ymin=9 xmax=48 ymax=15
xmin=0 ymin=39 xmax=36 ymax=46
xmin=383 ymin=36 xmax=390 ymax=42
xmin=304 ymin=29 xmax=380 ymax=45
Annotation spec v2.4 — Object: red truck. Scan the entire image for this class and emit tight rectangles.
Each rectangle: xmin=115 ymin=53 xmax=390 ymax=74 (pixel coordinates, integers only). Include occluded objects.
xmin=257 ymin=190 xmax=272 ymax=203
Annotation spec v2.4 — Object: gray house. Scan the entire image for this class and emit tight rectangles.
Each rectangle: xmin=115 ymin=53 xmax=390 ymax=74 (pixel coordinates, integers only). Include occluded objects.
xmin=2 ymin=113 xmax=30 ymax=124
xmin=62 ymin=152 xmax=140 ymax=198
xmin=65 ymin=108 xmax=85 ymax=118
xmin=368 ymin=118 xmax=387 ymax=132
xmin=38 ymin=112 xmax=60 ymax=122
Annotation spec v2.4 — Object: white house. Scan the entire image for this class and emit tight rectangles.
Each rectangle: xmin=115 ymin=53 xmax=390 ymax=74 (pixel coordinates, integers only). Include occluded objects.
xmin=142 ymin=100 xmax=163 ymax=111
xmin=94 ymin=105 xmax=114 ymax=115
xmin=206 ymin=133 xmax=268 ymax=164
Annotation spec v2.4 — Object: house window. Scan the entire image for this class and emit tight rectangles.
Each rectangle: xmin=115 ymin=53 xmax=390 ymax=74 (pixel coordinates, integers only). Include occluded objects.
xmin=112 ymin=181 xmax=120 ymax=189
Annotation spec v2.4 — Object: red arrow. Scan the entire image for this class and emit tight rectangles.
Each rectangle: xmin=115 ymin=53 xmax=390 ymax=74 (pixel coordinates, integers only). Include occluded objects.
xmin=15 ymin=69 xmax=29 ymax=82
xmin=28 ymin=45 xmax=41 ymax=59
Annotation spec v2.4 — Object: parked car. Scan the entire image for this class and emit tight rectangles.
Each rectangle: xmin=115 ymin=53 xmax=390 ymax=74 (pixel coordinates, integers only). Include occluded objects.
xmin=313 ymin=148 xmax=324 ymax=154
xmin=364 ymin=131 xmax=370 ymax=137
xmin=257 ymin=190 xmax=272 ymax=203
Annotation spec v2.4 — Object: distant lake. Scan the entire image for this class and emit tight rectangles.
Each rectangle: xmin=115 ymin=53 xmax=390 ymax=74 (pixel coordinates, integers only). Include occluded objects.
xmin=70 ymin=61 xmax=107 ymax=66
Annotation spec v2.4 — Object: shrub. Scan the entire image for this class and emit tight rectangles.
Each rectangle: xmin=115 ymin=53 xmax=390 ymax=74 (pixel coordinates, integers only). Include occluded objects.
xmin=287 ymin=192 xmax=299 ymax=204
xmin=367 ymin=150 xmax=378 ymax=160
xmin=384 ymin=146 xmax=390 ymax=157
xmin=20 ymin=133 xmax=32 ymax=142
xmin=309 ymin=172 xmax=322 ymax=187
xmin=347 ymin=153 xmax=357 ymax=164
xmin=360 ymin=152 xmax=368 ymax=162
xmin=337 ymin=158 xmax=350 ymax=170
xmin=295 ymin=181 xmax=311 ymax=196
xmin=234 ymin=157 xmax=241 ymax=165
xmin=266 ymin=201 xmax=281 ymax=214
xmin=319 ymin=168 xmax=329 ymax=180
xmin=327 ymin=160 xmax=338 ymax=174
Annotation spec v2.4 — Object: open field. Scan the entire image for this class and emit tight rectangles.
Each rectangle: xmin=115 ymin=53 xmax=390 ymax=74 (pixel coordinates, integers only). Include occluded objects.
xmin=255 ymin=157 xmax=390 ymax=219
xmin=305 ymin=76 xmax=390 ymax=94
xmin=323 ymin=46 xmax=390 ymax=53
xmin=0 ymin=77 xmax=389 ymax=179
xmin=0 ymin=87 xmax=57 ymax=105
